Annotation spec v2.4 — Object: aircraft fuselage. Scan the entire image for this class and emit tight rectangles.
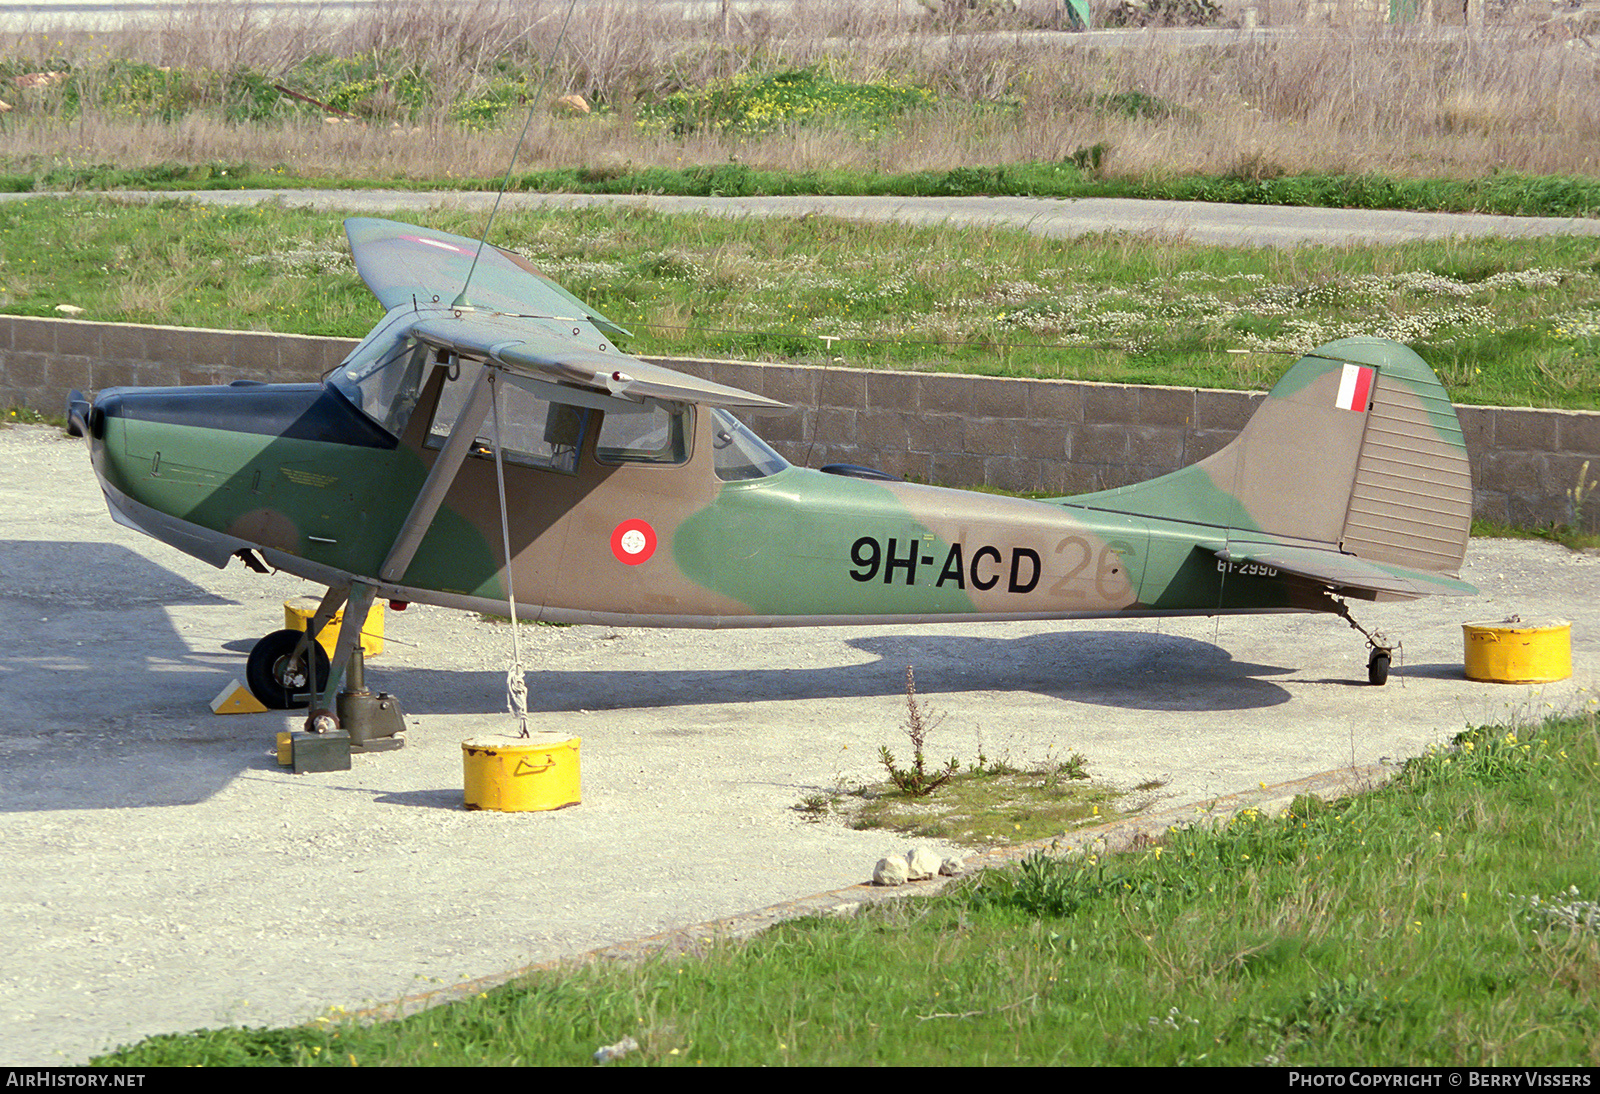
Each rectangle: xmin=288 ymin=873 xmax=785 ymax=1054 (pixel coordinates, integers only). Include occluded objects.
xmin=84 ymin=377 xmax=1320 ymax=630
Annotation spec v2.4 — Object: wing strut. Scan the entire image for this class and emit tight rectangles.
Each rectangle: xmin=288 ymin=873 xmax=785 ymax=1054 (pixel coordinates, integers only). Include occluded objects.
xmin=379 ymin=358 xmax=495 ymax=585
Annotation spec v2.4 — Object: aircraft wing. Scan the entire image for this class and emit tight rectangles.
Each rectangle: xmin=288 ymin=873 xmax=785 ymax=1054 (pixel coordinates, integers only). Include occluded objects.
xmin=1216 ymin=542 xmax=1478 ymax=598
xmin=345 ymin=217 xmax=632 ymax=340
xmin=408 ymin=312 xmax=787 ymax=411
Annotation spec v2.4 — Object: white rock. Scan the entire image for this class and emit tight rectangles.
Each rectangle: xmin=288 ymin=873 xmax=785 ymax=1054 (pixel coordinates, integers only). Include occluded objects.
xmin=906 ymin=846 xmax=941 ymax=881
xmin=593 ymin=1035 xmax=638 ymax=1064
xmin=939 ymin=857 xmax=965 ymax=877
xmin=873 ymin=856 xmax=910 ymax=886
xmin=54 ymin=304 xmax=83 ymax=316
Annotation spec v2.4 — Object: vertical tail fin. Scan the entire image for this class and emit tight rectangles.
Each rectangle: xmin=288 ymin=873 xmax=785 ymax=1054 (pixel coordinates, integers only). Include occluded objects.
xmin=1073 ymin=338 xmax=1473 ymax=579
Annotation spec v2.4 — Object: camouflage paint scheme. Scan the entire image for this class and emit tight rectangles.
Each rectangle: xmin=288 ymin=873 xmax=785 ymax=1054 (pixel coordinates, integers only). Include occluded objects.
xmin=70 ymin=218 xmax=1476 ymax=676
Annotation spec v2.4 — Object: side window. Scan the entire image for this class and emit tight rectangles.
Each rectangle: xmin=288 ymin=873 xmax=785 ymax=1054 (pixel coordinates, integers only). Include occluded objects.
xmin=596 ymin=403 xmax=691 ymax=465
xmin=426 ymin=360 xmax=588 ymax=475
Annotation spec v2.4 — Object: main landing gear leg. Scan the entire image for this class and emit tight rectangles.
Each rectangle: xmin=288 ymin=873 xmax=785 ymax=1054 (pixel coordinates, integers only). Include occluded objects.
xmin=245 ymin=584 xmax=349 ymax=710
xmin=306 ymin=581 xmax=375 ymax=732
xmin=1329 ymin=595 xmax=1397 ymax=687
xmin=305 ymin=581 xmax=406 ymax=751
xmin=300 ymin=585 xmax=352 ymax=727
xmin=242 ymin=582 xmax=404 ymax=749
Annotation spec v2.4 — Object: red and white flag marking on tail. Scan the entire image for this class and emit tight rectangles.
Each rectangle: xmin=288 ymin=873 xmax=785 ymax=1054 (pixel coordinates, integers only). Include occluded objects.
xmin=1335 ymin=363 xmax=1375 ymax=412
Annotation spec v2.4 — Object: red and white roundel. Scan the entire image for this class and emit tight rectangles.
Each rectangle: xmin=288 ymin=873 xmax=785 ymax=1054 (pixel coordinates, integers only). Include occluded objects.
xmin=610 ymin=519 xmax=657 ymax=565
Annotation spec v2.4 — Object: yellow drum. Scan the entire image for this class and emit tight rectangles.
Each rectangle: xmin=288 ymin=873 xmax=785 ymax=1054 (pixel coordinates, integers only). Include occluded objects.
xmin=1463 ymin=619 xmax=1571 ymax=684
xmin=284 ymin=596 xmax=385 ymax=658
xmin=463 ymin=734 xmax=582 ymax=812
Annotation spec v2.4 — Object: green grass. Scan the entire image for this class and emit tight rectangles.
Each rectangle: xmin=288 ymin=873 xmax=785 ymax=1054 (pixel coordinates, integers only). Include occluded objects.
xmin=1471 ymin=519 xmax=1600 ymax=554
xmin=636 ymin=68 xmax=938 ymax=139
xmin=3 ymin=405 xmax=62 ymax=427
xmin=7 ymin=157 xmax=1600 ymax=220
xmin=5 ymin=196 xmax=1597 ymax=409
xmin=90 ymin=711 xmax=1600 ymax=1066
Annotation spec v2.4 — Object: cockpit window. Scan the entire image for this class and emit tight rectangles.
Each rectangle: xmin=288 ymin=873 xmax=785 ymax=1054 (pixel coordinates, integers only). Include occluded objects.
xmin=710 ymin=409 xmax=790 ymax=482
xmin=596 ymin=402 xmax=690 ymax=465
xmin=426 ymin=359 xmax=588 ymax=475
xmin=327 ymin=308 xmax=427 ymax=438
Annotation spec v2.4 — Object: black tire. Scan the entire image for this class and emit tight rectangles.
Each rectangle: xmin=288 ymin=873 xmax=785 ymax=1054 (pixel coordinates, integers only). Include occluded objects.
xmin=1368 ymin=650 xmax=1391 ymax=687
xmin=247 ymin=629 xmax=331 ymax=710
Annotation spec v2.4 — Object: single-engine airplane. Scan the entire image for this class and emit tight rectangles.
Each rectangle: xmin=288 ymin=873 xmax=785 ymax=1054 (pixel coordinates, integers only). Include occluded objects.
xmin=68 ymin=217 xmax=1476 ymax=730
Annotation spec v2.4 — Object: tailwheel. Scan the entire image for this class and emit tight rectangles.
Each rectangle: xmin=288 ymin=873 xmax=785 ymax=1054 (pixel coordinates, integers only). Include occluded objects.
xmin=1367 ymin=647 xmax=1391 ymax=687
xmin=246 ymin=629 xmax=331 ymax=710
xmin=1329 ymin=594 xmax=1397 ymax=687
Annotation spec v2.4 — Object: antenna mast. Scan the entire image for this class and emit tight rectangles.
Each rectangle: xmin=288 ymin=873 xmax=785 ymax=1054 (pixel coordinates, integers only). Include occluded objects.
xmin=453 ymin=0 xmax=582 ymax=311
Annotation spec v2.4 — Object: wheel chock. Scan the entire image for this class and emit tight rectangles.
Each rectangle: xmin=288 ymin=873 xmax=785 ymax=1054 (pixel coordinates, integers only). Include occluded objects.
xmin=211 ymin=678 xmax=269 ymax=715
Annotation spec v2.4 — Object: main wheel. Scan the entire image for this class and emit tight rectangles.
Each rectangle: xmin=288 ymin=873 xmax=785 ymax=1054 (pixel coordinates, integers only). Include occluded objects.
xmin=247 ymin=629 xmax=331 ymax=710
xmin=1367 ymin=649 xmax=1391 ymax=687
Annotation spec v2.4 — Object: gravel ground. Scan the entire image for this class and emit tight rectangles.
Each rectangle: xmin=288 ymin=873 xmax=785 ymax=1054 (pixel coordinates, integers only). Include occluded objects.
xmin=2 ymin=422 xmax=1596 ymax=1065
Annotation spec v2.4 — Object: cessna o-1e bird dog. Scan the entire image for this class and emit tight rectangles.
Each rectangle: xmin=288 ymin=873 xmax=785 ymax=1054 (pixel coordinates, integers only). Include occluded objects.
xmin=68 ymin=217 xmax=1476 ymax=733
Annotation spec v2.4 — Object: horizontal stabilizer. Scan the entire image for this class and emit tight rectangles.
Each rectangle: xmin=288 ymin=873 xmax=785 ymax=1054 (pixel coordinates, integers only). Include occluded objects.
xmin=1217 ymin=542 xmax=1477 ymax=598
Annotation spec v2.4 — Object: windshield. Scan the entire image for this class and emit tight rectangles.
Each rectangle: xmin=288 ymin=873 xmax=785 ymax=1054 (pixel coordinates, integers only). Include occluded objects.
xmin=327 ymin=306 xmax=430 ymax=437
xmin=710 ymin=408 xmax=790 ymax=481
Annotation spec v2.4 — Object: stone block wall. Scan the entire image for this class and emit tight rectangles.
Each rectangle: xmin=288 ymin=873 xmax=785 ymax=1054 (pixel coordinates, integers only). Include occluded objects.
xmin=4 ymin=315 xmax=1597 ymax=533
xmin=680 ymin=355 xmax=1266 ymax=497
xmin=0 ymin=315 xmax=347 ymax=403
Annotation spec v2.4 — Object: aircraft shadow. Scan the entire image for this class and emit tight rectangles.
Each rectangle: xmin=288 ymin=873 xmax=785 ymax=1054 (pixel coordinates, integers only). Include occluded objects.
xmin=373 ymin=629 xmax=1298 ymax=717
xmin=1304 ymin=663 xmax=1468 ymax=686
xmin=0 ymin=541 xmax=246 ymax=813
xmin=1393 ymin=663 xmax=1470 ymax=681
xmin=7 ymin=562 xmax=1296 ymax=811
xmin=0 ymin=539 xmax=233 ymax=610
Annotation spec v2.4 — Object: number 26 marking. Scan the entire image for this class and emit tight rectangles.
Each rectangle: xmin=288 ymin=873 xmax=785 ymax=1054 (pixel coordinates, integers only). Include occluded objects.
xmin=1052 ymin=536 xmax=1130 ymax=600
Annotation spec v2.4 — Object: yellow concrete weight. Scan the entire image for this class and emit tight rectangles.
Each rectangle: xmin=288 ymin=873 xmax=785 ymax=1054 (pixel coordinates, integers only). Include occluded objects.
xmin=283 ymin=596 xmax=384 ymax=658
xmin=1463 ymin=619 xmax=1572 ymax=683
xmin=462 ymin=734 xmax=582 ymax=811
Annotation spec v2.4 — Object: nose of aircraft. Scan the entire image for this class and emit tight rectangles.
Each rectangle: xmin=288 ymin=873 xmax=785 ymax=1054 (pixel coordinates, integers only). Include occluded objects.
xmin=68 ymin=388 xmax=131 ymax=494
xmin=65 ymin=389 xmax=93 ymax=440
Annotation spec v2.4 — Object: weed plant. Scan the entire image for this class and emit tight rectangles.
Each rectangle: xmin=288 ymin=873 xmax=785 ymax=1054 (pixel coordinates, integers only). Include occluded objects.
xmin=1470 ymin=519 xmax=1600 ymax=553
xmin=4 ymin=405 xmax=58 ymax=427
xmin=878 ymin=667 xmax=959 ymax=797
xmin=91 ymin=711 xmax=1600 ymax=1065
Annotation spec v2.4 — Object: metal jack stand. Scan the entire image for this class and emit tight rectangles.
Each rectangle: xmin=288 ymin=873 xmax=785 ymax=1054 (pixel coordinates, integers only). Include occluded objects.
xmin=338 ymin=646 xmax=406 ymax=753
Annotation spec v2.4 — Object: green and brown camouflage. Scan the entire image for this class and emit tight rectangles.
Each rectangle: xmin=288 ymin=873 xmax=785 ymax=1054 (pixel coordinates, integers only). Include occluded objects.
xmin=67 ymin=218 xmax=1475 ymax=708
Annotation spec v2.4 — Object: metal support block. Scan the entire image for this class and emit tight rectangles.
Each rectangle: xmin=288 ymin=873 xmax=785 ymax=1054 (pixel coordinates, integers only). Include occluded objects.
xmin=289 ymin=729 xmax=351 ymax=773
